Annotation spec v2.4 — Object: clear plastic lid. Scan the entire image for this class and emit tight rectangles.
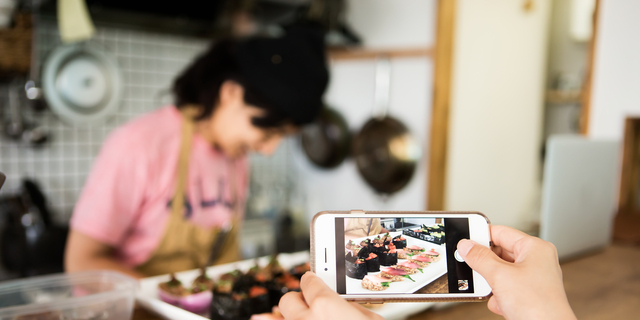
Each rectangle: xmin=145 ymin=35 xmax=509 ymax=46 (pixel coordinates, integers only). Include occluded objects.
xmin=0 ymin=271 xmax=137 ymax=319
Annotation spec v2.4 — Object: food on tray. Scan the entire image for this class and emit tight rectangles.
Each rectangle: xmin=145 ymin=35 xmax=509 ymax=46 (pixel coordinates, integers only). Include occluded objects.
xmin=406 ymin=245 xmax=426 ymax=255
xmin=379 ymin=267 xmax=414 ymax=282
xmin=158 ymin=273 xmax=212 ymax=314
xmin=208 ymin=256 xmax=302 ymax=320
xmin=402 ymin=224 xmax=447 ymax=245
xmin=364 ymin=252 xmax=380 ymax=272
xmin=155 ymin=255 xmax=303 ymax=320
xmin=158 ymin=274 xmax=188 ymax=297
xmin=290 ymin=262 xmax=311 ymax=280
xmin=397 ymin=248 xmax=409 ymax=259
xmin=409 ymin=255 xmax=436 ymax=267
xmin=380 ymin=244 xmax=398 ymax=266
xmin=392 ymin=235 xmax=407 ymax=249
xmin=248 ymin=285 xmax=271 ymax=315
xmin=346 ymin=240 xmax=362 ymax=256
xmin=361 ymin=275 xmax=391 ymax=291
xmin=381 ymin=233 xmax=393 ymax=245
xmin=423 ymin=248 xmax=440 ymax=256
xmin=371 ymin=236 xmax=385 ymax=255
xmin=191 ymin=267 xmax=215 ymax=293
xmin=357 ymin=241 xmax=371 ymax=259
xmin=396 ymin=261 xmax=422 ymax=274
xmin=345 ymin=252 xmax=367 ymax=279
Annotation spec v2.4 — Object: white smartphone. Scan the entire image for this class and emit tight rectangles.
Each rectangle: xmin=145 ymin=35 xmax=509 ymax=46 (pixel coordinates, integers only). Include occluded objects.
xmin=310 ymin=210 xmax=492 ymax=303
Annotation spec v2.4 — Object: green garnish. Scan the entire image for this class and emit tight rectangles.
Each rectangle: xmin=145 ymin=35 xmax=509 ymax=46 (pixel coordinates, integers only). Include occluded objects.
xmin=418 ymin=269 xmax=423 ymax=273
xmin=402 ymin=275 xmax=415 ymax=282
xmin=381 ymin=282 xmax=390 ymax=287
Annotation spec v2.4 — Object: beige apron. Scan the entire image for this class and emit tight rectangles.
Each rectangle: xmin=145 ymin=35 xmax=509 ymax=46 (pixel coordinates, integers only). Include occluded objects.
xmin=136 ymin=108 xmax=241 ymax=277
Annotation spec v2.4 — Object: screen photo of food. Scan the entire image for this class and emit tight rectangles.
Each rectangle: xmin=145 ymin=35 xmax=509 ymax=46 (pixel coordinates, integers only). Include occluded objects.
xmin=336 ymin=217 xmax=474 ymax=295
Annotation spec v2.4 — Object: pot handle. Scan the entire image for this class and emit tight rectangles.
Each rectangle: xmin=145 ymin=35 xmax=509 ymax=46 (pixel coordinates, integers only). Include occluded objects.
xmin=373 ymin=56 xmax=391 ymax=119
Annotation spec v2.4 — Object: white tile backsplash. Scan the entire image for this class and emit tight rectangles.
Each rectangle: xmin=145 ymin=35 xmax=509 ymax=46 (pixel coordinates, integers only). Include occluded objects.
xmin=0 ymin=19 xmax=294 ymax=225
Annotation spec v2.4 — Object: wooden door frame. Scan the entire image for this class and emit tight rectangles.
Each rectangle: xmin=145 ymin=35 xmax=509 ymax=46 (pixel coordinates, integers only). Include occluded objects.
xmin=427 ymin=0 xmax=456 ymax=210
xmin=614 ymin=118 xmax=640 ymax=243
xmin=580 ymin=0 xmax=600 ymax=135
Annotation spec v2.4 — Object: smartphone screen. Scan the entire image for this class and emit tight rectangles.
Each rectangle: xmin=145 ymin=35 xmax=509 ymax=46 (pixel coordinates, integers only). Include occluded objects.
xmin=313 ymin=212 xmax=491 ymax=299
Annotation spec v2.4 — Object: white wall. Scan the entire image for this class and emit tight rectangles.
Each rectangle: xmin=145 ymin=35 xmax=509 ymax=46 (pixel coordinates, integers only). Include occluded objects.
xmin=346 ymin=0 xmax=436 ymax=48
xmin=588 ymin=1 xmax=640 ymax=139
xmin=445 ymin=0 xmax=551 ymax=229
xmin=292 ymin=1 xmax=437 ymax=222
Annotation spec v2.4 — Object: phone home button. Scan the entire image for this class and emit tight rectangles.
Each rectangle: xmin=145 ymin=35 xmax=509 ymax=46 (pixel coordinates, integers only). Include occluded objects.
xmin=454 ymin=249 xmax=465 ymax=263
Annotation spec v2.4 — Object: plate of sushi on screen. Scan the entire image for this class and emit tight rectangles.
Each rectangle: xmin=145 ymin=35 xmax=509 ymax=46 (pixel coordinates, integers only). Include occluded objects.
xmin=345 ymin=228 xmax=447 ymax=294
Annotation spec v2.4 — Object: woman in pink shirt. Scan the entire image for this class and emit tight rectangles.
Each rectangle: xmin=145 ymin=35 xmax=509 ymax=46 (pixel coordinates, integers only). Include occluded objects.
xmin=64 ymin=26 xmax=329 ymax=278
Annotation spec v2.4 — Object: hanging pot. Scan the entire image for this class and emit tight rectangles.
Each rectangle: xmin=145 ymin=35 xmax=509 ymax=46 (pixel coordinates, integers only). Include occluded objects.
xmin=41 ymin=42 xmax=123 ymax=126
xmin=301 ymin=106 xmax=351 ymax=168
xmin=352 ymin=57 xmax=421 ymax=195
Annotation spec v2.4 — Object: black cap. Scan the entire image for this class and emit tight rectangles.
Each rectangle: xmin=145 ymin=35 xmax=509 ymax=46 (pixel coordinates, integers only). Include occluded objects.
xmin=236 ymin=26 xmax=329 ymax=125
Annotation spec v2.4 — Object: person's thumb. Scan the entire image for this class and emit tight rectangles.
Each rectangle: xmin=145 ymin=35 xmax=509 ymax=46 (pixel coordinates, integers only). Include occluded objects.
xmin=457 ymin=239 xmax=503 ymax=283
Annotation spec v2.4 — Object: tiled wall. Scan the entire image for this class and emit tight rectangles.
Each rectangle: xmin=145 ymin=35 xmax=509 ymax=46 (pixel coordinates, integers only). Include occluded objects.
xmin=0 ymin=18 xmax=293 ymax=225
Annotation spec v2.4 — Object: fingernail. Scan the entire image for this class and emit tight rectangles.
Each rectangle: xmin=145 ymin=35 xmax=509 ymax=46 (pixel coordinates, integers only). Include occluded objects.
xmin=457 ymin=239 xmax=475 ymax=257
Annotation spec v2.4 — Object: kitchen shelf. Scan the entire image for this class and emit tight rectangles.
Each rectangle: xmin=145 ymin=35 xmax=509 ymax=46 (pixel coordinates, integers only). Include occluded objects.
xmin=327 ymin=47 xmax=433 ymax=60
xmin=546 ymin=89 xmax=583 ymax=104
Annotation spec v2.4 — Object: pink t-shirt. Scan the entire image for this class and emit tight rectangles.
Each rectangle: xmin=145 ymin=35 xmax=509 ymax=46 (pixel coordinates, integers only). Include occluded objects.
xmin=70 ymin=106 xmax=248 ymax=267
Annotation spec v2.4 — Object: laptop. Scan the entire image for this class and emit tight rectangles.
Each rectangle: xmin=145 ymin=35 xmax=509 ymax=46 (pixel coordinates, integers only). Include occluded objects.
xmin=539 ymin=135 xmax=620 ymax=260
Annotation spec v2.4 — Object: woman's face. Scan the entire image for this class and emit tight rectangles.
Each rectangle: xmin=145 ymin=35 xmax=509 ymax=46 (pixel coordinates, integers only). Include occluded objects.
xmin=197 ymin=81 xmax=297 ymax=158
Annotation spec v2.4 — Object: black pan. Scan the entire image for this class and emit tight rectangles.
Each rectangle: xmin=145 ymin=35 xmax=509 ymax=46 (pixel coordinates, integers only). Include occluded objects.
xmin=352 ymin=57 xmax=420 ymax=195
xmin=301 ymin=106 xmax=350 ymax=168
xmin=352 ymin=116 xmax=418 ymax=194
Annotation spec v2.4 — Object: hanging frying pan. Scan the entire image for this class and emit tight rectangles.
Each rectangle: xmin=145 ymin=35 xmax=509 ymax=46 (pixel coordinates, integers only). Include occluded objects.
xmin=301 ymin=106 xmax=351 ymax=168
xmin=352 ymin=57 xmax=421 ymax=195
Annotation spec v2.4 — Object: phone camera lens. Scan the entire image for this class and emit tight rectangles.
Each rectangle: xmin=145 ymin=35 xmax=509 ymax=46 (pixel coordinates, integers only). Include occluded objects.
xmin=324 ymin=268 xmax=328 ymax=271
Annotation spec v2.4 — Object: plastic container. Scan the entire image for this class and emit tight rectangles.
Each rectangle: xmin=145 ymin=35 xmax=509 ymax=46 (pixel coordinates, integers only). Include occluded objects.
xmin=0 ymin=270 xmax=137 ymax=320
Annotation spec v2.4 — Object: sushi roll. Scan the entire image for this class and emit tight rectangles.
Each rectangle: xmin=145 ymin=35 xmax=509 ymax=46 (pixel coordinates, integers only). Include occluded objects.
xmin=191 ymin=267 xmax=215 ymax=292
xmin=265 ymin=255 xmax=285 ymax=278
xmin=357 ymin=243 xmax=371 ymax=259
xmin=210 ymin=280 xmax=240 ymax=320
xmin=392 ymin=235 xmax=407 ymax=249
xmin=158 ymin=273 xmax=187 ymax=297
xmin=345 ymin=252 xmax=367 ymax=279
xmin=370 ymin=237 xmax=385 ymax=255
xmin=346 ymin=240 xmax=362 ymax=256
xmin=381 ymin=233 xmax=392 ymax=246
xmin=364 ymin=252 xmax=380 ymax=272
xmin=248 ymin=286 xmax=271 ymax=315
xmin=379 ymin=245 xmax=398 ymax=266
xmin=361 ymin=275 xmax=390 ymax=291
xmin=290 ymin=262 xmax=310 ymax=280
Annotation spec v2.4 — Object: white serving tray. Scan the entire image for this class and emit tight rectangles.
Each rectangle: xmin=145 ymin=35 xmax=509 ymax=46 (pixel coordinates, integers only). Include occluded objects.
xmin=345 ymin=231 xmax=447 ymax=294
xmin=137 ymin=251 xmax=434 ymax=320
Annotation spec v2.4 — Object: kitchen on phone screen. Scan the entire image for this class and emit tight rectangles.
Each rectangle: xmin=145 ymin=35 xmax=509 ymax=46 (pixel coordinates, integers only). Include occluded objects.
xmin=311 ymin=211 xmax=492 ymax=301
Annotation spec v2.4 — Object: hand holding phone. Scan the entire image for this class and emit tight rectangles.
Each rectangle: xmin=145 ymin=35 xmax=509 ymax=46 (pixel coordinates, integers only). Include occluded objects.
xmin=457 ymin=226 xmax=577 ymax=319
xmin=279 ymin=272 xmax=383 ymax=320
